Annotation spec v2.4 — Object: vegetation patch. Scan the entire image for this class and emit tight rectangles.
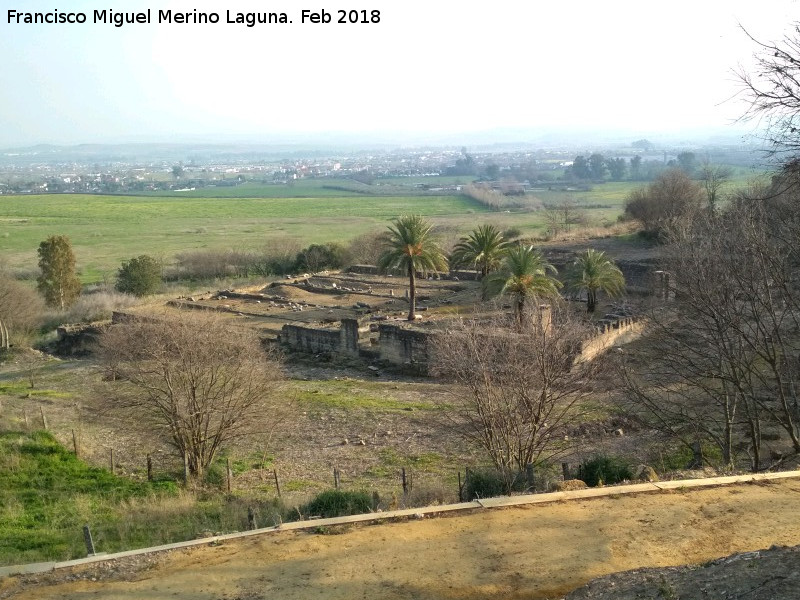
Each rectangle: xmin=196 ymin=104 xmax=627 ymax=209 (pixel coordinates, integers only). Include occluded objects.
xmin=0 ymin=431 xmax=176 ymax=564
xmin=0 ymin=383 xmax=71 ymax=399
xmin=302 ymin=489 xmax=373 ymax=518
xmin=294 ymin=380 xmax=434 ymax=412
xmin=579 ymin=455 xmax=634 ymax=487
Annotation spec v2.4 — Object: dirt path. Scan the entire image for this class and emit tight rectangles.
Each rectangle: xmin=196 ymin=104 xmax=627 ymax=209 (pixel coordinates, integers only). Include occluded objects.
xmin=5 ymin=478 xmax=800 ymax=600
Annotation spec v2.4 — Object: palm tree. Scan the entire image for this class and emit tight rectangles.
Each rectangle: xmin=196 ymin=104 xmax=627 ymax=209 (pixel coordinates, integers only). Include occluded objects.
xmin=378 ymin=215 xmax=448 ymax=321
xmin=450 ymin=224 xmax=509 ymax=280
xmin=483 ymin=244 xmax=562 ymax=327
xmin=567 ymin=249 xmax=625 ymax=313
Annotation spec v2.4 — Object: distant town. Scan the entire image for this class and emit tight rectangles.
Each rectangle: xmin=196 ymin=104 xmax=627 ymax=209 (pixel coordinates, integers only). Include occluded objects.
xmin=0 ymin=138 xmax=763 ymax=195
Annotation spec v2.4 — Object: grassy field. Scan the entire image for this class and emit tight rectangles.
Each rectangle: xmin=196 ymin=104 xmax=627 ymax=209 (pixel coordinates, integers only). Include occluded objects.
xmin=150 ymin=179 xmax=367 ymax=198
xmin=0 ymin=194 xmax=491 ymax=283
xmin=0 ymin=430 xmax=312 ymax=565
xmin=5 ymin=171 xmax=752 ymax=283
xmin=155 ymin=176 xmax=475 ymax=198
xmin=0 ymin=189 xmax=630 ymax=284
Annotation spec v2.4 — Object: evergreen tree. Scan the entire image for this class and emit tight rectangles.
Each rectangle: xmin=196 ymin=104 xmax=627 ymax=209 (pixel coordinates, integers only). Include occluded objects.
xmin=116 ymin=255 xmax=162 ymax=297
xmin=37 ymin=235 xmax=81 ymax=310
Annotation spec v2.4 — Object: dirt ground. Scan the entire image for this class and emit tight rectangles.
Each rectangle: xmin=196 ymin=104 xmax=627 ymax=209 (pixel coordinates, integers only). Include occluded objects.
xmin=4 ymin=478 xmax=800 ymax=600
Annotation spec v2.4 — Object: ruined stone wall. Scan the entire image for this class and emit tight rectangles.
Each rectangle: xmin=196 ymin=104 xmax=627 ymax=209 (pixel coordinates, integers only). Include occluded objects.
xmin=280 ymin=318 xmax=360 ymax=356
xmin=378 ymin=324 xmax=435 ymax=367
xmin=280 ymin=312 xmax=641 ymax=369
xmin=54 ymin=322 xmax=109 ymax=356
xmin=617 ymin=260 xmax=659 ymax=294
xmin=578 ymin=317 xmax=643 ymax=362
xmin=281 ymin=325 xmax=341 ymax=354
xmin=347 ymin=265 xmax=380 ymax=276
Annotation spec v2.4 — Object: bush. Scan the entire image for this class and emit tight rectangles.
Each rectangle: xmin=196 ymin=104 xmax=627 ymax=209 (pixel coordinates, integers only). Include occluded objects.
xmin=578 ymin=455 xmax=633 ymax=487
xmin=294 ymin=243 xmax=346 ymax=273
xmin=463 ymin=468 xmax=530 ymax=499
xmin=302 ymin=490 xmax=373 ymax=518
xmin=344 ymin=230 xmax=385 ymax=266
xmin=172 ymin=250 xmax=237 ymax=281
xmin=623 ymin=169 xmax=703 ymax=238
xmin=49 ymin=290 xmax=138 ymax=325
xmin=116 ymin=255 xmax=162 ymax=297
xmin=0 ymin=275 xmax=45 ymax=345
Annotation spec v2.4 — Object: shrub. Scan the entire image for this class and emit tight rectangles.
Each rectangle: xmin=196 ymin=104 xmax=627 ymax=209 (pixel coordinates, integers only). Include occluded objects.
xmin=172 ymin=250 xmax=237 ymax=280
xmin=294 ymin=243 xmax=346 ymax=273
xmin=578 ymin=455 xmax=633 ymax=487
xmin=116 ymin=255 xmax=162 ymax=297
xmin=302 ymin=490 xmax=373 ymax=518
xmin=0 ymin=275 xmax=45 ymax=345
xmin=623 ymin=169 xmax=703 ymax=238
xmin=344 ymin=230 xmax=385 ymax=266
xmin=49 ymin=290 xmax=138 ymax=324
xmin=463 ymin=468 xmax=530 ymax=499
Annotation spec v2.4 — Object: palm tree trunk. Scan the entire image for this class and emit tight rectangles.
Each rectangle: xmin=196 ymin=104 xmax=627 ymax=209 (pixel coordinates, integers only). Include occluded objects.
xmin=587 ymin=289 xmax=597 ymax=313
xmin=407 ymin=264 xmax=416 ymax=321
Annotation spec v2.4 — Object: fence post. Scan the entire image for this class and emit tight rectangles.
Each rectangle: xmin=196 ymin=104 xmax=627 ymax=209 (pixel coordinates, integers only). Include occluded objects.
xmin=40 ymin=406 xmax=48 ymax=430
xmin=458 ymin=471 xmax=463 ymax=502
xmin=334 ymin=467 xmax=340 ymax=489
xmin=109 ymin=448 xmax=114 ymax=474
xmin=72 ymin=429 xmax=79 ymax=457
xmin=82 ymin=524 xmax=96 ymax=556
xmin=226 ymin=458 xmax=232 ymax=494
xmin=402 ymin=467 xmax=408 ymax=496
xmin=248 ymin=506 xmax=256 ymax=530
xmin=562 ymin=462 xmax=570 ymax=481
xmin=273 ymin=469 xmax=282 ymax=498
xmin=147 ymin=454 xmax=153 ymax=481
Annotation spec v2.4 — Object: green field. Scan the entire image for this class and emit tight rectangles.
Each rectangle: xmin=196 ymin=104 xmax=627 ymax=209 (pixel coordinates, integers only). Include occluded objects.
xmin=0 ymin=194 xmax=496 ymax=282
xmin=149 ymin=179 xmax=366 ymax=198
xmin=0 ymin=178 xmax=682 ymax=283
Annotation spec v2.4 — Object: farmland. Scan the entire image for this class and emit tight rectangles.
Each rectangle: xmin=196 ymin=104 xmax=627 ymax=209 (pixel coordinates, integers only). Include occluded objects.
xmin=0 ymin=193 xmax=487 ymax=282
xmin=0 ymin=184 xmax=637 ymax=283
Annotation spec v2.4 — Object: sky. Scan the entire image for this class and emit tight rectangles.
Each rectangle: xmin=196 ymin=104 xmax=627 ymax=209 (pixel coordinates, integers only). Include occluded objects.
xmin=0 ymin=0 xmax=797 ymax=147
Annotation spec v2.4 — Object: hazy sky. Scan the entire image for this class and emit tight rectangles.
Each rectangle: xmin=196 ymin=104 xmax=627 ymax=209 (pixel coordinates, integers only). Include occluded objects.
xmin=0 ymin=0 xmax=797 ymax=146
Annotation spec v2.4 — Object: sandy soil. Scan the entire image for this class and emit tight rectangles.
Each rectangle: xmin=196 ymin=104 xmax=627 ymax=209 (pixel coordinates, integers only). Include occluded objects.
xmin=5 ymin=478 xmax=800 ymax=600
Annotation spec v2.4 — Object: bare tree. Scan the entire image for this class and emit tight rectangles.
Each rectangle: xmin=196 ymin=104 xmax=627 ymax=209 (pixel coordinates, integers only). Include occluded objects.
xmin=0 ymin=276 xmax=45 ymax=351
xmin=737 ymin=23 xmax=800 ymax=160
xmin=544 ymin=197 xmax=585 ymax=236
xmin=98 ymin=312 xmax=284 ymax=480
xmin=698 ymin=160 xmax=733 ymax=212
xmin=431 ymin=305 xmax=600 ymax=491
xmin=620 ymin=184 xmax=800 ymax=471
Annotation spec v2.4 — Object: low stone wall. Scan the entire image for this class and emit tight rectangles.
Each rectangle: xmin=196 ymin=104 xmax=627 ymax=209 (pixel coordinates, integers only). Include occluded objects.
xmin=347 ymin=264 xmax=380 ymax=276
xmin=578 ymin=317 xmax=643 ymax=362
xmin=281 ymin=325 xmax=341 ymax=354
xmin=279 ymin=318 xmax=360 ymax=356
xmin=378 ymin=324 xmax=436 ymax=368
xmin=282 ymin=312 xmax=641 ymax=370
